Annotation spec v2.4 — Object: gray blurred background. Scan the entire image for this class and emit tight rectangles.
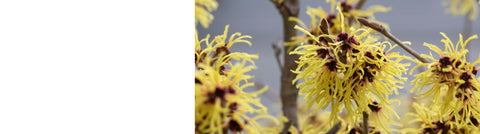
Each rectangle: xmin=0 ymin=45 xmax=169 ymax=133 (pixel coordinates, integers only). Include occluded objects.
xmin=197 ymin=0 xmax=480 ymax=116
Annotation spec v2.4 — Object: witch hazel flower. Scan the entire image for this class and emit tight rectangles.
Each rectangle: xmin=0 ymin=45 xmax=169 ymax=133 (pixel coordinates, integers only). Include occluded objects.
xmin=287 ymin=0 xmax=391 ymax=48
xmin=410 ymin=32 xmax=480 ymax=131
xmin=290 ymin=5 xmax=410 ymax=133
xmin=195 ymin=0 xmax=218 ymax=28
xmin=195 ymin=25 xmax=278 ymax=134
xmin=402 ymin=102 xmax=480 ymax=133
xmin=443 ymin=0 xmax=480 ymax=21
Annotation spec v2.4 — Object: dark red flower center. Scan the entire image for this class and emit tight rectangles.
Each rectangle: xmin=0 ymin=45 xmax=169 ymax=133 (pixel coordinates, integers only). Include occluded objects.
xmin=228 ymin=120 xmax=243 ymax=132
xmin=325 ymin=58 xmax=338 ymax=71
xmin=206 ymin=87 xmax=227 ymax=103
xmin=368 ymin=101 xmax=381 ymax=112
xmin=439 ymin=57 xmax=452 ymax=68
xmin=341 ymin=1 xmax=353 ymax=12
xmin=317 ymin=48 xmax=329 ymax=58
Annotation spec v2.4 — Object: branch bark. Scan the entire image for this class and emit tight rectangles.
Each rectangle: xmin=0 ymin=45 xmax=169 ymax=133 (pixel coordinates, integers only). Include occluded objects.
xmin=348 ymin=0 xmax=367 ymax=26
xmin=355 ymin=0 xmax=367 ymax=10
xmin=362 ymin=112 xmax=368 ymax=134
xmin=325 ymin=122 xmax=342 ymax=134
xmin=463 ymin=10 xmax=473 ymax=62
xmin=270 ymin=0 xmax=300 ymax=133
xmin=357 ymin=18 xmax=430 ymax=63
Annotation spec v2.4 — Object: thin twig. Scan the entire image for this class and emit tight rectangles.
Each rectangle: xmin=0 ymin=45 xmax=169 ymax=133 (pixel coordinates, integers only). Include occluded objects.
xmin=463 ymin=10 xmax=473 ymax=62
xmin=326 ymin=122 xmax=342 ymax=134
xmin=363 ymin=112 xmax=368 ymax=134
xmin=254 ymin=81 xmax=279 ymax=102
xmin=357 ymin=18 xmax=430 ymax=63
xmin=348 ymin=0 xmax=367 ymax=26
xmin=272 ymin=40 xmax=283 ymax=70
xmin=355 ymin=0 xmax=367 ymax=10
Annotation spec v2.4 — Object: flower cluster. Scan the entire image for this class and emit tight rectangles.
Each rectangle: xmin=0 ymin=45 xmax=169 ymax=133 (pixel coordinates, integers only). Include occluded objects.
xmin=290 ymin=5 xmax=410 ymax=133
xmin=402 ymin=102 xmax=480 ymax=133
xmin=410 ymin=32 xmax=480 ymax=132
xmin=194 ymin=0 xmax=480 ymax=133
xmin=257 ymin=99 xmax=338 ymax=134
xmin=286 ymin=0 xmax=390 ymax=48
xmin=195 ymin=25 xmax=277 ymax=134
xmin=443 ymin=0 xmax=480 ymax=21
xmin=195 ymin=0 xmax=218 ymax=28
xmin=293 ymin=100 xmax=334 ymax=133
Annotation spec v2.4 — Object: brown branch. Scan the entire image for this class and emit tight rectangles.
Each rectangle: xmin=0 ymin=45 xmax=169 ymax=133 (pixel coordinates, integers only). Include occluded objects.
xmin=254 ymin=81 xmax=279 ymax=102
xmin=348 ymin=0 xmax=367 ymax=26
xmin=326 ymin=122 xmax=342 ymax=134
xmin=357 ymin=18 xmax=430 ymax=63
xmin=355 ymin=0 xmax=367 ymax=10
xmin=270 ymin=0 xmax=300 ymax=133
xmin=463 ymin=10 xmax=473 ymax=62
xmin=362 ymin=112 xmax=368 ymax=134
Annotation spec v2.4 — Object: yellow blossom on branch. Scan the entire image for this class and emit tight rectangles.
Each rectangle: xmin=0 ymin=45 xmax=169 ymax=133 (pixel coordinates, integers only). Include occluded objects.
xmin=195 ymin=25 xmax=278 ymax=134
xmin=290 ymin=6 xmax=410 ymax=133
xmin=444 ymin=0 xmax=480 ymax=21
xmin=402 ymin=102 xmax=480 ymax=133
xmin=287 ymin=0 xmax=391 ymax=48
xmin=410 ymin=32 xmax=480 ymax=130
xmin=195 ymin=0 xmax=218 ymax=28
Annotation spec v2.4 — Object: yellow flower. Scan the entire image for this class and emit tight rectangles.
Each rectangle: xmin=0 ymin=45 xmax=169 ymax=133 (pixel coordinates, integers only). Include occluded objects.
xmin=291 ymin=6 xmax=409 ymax=129
xmin=336 ymin=0 xmax=391 ymax=31
xmin=402 ymin=103 xmax=453 ymax=133
xmin=401 ymin=103 xmax=480 ymax=133
xmin=195 ymin=25 xmax=255 ymax=68
xmin=297 ymin=100 xmax=335 ymax=133
xmin=444 ymin=0 xmax=480 ymax=21
xmin=410 ymin=32 xmax=480 ymax=129
xmin=195 ymin=25 xmax=278 ymax=134
xmin=368 ymin=100 xmax=401 ymax=133
xmin=195 ymin=0 xmax=218 ymax=28
xmin=287 ymin=0 xmax=391 ymax=48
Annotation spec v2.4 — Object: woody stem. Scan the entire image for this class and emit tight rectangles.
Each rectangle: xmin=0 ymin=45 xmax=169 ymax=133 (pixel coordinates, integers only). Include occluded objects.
xmin=363 ymin=111 xmax=368 ymax=134
xmin=357 ymin=18 xmax=430 ymax=63
xmin=348 ymin=0 xmax=367 ymax=26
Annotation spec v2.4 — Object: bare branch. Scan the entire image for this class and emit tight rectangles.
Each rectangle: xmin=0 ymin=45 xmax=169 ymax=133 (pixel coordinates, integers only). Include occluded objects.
xmin=254 ymin=81 xmax=279 ymax=102
xmin=348 ymin=0 xmax=367 ymax=26
xmin=326 ymin=122 xmax=342 ymax=134
xmin=357 ymin=18 xmax=430 ymax=63
xmin=463 ymin=10 xmax=473 ymax=62
xmin=355 ymin=0 xmax=367 ymax=10
xmin=272 ymin=40 xmax=283 ymax=70
xmin=270 ymin=0 xmax=282 ymax=10
xmin=362 ymin=112 xmax=368 ymax=134
xmin=283 ymin=0 xmax=299 ymax=16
